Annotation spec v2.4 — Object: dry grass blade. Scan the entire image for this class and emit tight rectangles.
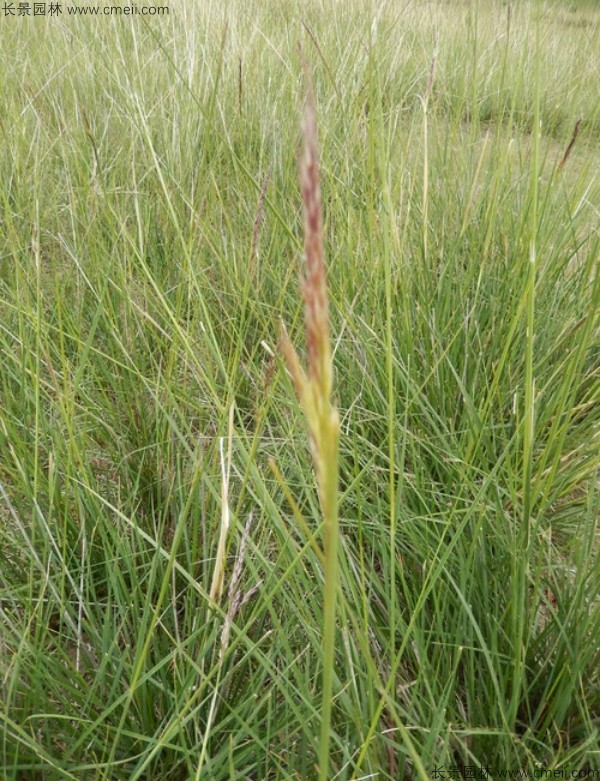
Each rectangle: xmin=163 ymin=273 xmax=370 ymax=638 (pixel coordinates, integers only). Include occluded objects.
xmin=209 ymin=403 xmax=235 ymax=606
xmin=220 ymin=511 xmax=259 ymax=658
xmin=558 ymin=118 xmax=582 ymax=172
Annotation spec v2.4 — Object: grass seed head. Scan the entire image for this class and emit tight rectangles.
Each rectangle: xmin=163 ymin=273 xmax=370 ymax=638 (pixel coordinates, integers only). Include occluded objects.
xmin=279 ymin=81 xmax=339 ymax=522
xmin=300 ymin=95 xmax=332 ymax=403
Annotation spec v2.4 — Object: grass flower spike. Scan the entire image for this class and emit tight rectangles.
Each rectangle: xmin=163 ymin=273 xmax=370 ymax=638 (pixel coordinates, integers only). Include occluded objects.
xmin=280 ymin=89 xmax=339 ymax=510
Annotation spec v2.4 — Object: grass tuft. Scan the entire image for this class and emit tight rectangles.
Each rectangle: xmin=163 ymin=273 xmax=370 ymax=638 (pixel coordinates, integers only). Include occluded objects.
xmin=0 ymin=1 xmax=599 ymax=778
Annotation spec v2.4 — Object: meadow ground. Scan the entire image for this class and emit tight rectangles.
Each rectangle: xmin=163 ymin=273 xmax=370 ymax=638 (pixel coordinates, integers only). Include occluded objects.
xmin=0 ymin=0 xmax=599 ymax=778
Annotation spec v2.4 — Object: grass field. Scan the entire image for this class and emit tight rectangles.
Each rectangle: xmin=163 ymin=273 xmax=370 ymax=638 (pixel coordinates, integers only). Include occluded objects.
xmin=1 ymin=0 xmax=599 ymax=778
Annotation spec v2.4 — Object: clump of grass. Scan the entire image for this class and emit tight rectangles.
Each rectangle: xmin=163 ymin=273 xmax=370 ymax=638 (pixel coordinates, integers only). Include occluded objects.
xmin=279 ymin=85 xmax=340 ymax=781
xmin=0 ymin=2 xmax=599 ymax=778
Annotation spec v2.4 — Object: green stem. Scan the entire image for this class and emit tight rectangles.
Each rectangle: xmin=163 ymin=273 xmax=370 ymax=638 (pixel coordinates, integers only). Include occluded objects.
xmin=318 ymin=421 xmax=340 ymax=781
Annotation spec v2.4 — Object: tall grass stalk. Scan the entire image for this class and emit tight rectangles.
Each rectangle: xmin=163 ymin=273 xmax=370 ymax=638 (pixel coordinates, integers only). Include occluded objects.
xmin=511 ymin=0 xmax=542 ymax=730
xmin=279 ymin=88 xmax=340 ymax=781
